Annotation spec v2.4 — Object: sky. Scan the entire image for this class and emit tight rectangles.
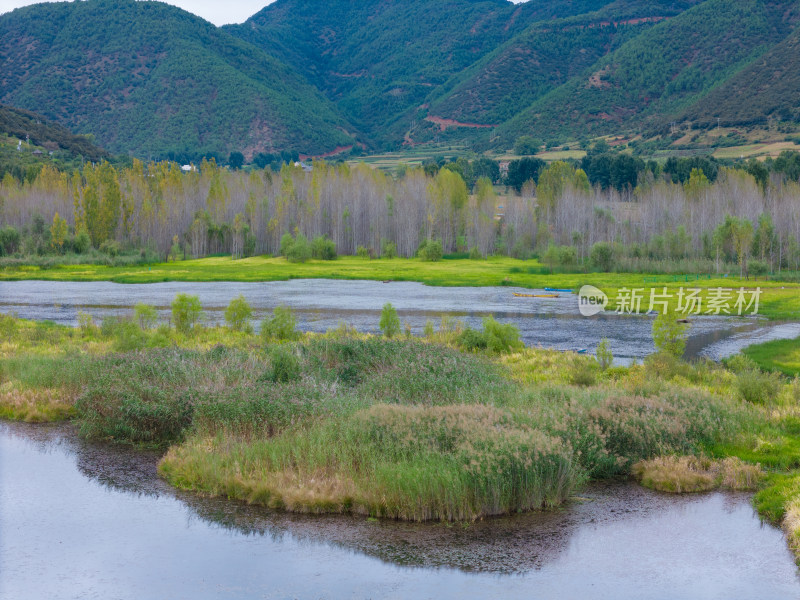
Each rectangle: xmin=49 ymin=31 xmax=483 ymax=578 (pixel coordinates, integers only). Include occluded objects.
xmin=0 ymin=0 xmax=277 ymax=25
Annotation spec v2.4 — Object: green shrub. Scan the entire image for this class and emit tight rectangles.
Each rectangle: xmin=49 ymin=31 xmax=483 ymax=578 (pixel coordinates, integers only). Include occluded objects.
xmin=483 ymin=317 xmax=523 ymax=353
xmin=356 ymin=245 xmax=371 ymax=259
xmin=736 ymin=369 xmax=783 ymax=404
xmin=418 ymin=239 xmax=443 ymax=262
xmin=280 ymin=232 xmax=311 ymax=263
xmin=381 ymin=239 xmax=397 ymax=259
xmin=134 ymin=303 xmax=158 ymax=330
xmin=267 ymin=346 xmax=301 ymax=383
xmin=77 ymin=311 xmax=96 ymax=336
xmin=311 ymin=236 xmax=337 ymax=260
xmin=652 ymin=312 xmax=688 ymax=358
xmin=0 ymin=226 xmax=21 ymax=255
xmin=596 ymin=339 xmax=613 ymax=371
xmin=224 ymin=295 xmax=253 ymax=333
xmin=590 ymin=242 xmax=615 ymax=272
xmin=567 ymin=355 xmax=598 ymax=386
xmin=99 ymin=239 xmax=120 ymax=257
xmin=287 ymin=234 xmax=311 ymax=263
xmin=379 ymin=303 xmax=401 ymax=338
xmin=458 ymin=327 xmax=488 ymax=352
xmin=725 ymin=354 xmax=760 ymax=374
xmin=73 ymin=229 xmax=91 ymax=254
xmin=261 ymin=305 xmax=299 ymax=341
xmin=171 ymin=293 xmax=203 ymax=334
xmin=110 ymin=319 xmax=149 ymax=352
xmin=280 ymin=233 xmax=295 ymax=256
xmin=423 ymin=320 xmax=435 ymax=338
xmin=457 ymin=317 xmax=522 ymax=354
xmin=468 ymin=246 xmax=483 ymax=260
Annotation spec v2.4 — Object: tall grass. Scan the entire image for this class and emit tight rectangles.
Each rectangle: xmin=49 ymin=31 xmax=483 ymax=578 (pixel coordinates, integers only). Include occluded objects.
xmin=161 ymin=404 xmax=580 ymax=521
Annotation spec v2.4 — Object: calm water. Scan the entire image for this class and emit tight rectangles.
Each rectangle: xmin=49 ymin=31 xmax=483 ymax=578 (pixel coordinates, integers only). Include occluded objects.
xmin=1 ymin=279 xmax=797 ymax=363
xmin=1 ymin=421 xmax=799 ymax=600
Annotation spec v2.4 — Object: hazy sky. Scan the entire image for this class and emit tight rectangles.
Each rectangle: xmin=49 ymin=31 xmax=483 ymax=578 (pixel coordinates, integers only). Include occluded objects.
xmin=0 ymin=0 xmax=277 ymax=26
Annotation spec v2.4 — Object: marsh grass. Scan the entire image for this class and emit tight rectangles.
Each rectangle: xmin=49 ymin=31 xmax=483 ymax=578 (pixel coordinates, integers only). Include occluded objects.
xmin=633 ymin=456 xmax=764 ymax=493
xmin=0 ymin=382 xmax=76 ymax=422
xmin=72 ymin=338 xmax=510 ymax=445
xmin=4 ymin=312 xmax=800 ymax=530
xmin=160 ymin=404 xmax=580 ymax=521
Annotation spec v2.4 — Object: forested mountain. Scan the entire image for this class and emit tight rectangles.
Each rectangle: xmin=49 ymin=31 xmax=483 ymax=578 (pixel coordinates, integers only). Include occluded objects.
xmin=495 ymin=0 xmax=800 ymax=144
xmin=0 ymin=0 xmax=353 ymax=160
xmin=226 ymin=0 xmax=613 ymax=142
xmin=3 ymin=0 xmax=800 ymax=156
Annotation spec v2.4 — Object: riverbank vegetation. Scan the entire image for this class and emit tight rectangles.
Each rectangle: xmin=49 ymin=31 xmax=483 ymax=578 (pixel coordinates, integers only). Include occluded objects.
xmin=2 ymin=299 xmax=800 ymax=546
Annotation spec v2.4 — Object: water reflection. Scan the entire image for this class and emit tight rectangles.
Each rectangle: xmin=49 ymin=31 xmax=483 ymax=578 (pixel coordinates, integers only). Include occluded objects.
xmin=2 ymin=422 xmax=800 ymax=600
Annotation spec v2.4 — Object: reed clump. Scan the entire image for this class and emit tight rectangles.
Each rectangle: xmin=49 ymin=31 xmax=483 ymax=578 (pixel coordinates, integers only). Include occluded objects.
xmin=0 ymin=382 xmax=76 ymax=422
xmin=633 ymin=456 xmax=764 ymax=493
xmin=160 ymin=404 xmax=580 ymax=521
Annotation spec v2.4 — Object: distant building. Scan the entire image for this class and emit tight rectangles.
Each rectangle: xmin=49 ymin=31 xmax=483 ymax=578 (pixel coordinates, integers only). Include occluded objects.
xmin=499 ymin=161 xmax=510 ymax=177
xmin=181 ymin=164 xmax=196 ymax=172
xmin=32 ymin=149 xmax=43 ymax=156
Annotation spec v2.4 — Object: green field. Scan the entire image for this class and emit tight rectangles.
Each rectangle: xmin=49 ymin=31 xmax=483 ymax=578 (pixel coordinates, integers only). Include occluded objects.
xmin=744 ymin=338 xmax=800 ymax=376
xmin=3 ymin=256 xmax=799 ymax=320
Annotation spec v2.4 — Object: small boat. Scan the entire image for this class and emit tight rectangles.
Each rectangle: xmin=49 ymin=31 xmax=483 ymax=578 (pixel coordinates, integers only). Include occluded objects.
xmin=545 ymin=287 xmax=574 ymax=293
xmin=577 ymin=349 xmax=589 ymax=354
xmin=513 ymin=292 xmax=559 ymax=298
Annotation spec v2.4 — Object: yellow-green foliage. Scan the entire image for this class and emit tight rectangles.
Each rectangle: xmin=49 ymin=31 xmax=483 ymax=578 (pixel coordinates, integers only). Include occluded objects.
xmin=0 ymin=382 xmax=76 ymax=422
xmin=633 ymin=456 xmax=764 ymax=493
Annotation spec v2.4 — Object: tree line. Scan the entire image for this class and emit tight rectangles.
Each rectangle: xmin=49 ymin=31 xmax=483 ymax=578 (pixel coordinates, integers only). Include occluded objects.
xmin=1 ymin=153 xmax=800 ymax=275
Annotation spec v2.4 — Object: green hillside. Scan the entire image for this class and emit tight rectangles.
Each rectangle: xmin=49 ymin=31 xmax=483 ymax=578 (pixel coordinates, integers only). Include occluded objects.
xmin=424 ymin=1 xmax=700 ymax=126
xmin=228 ymin=0 xmax=614 ymax=145
xmin=0 ymin=0 xmax=354 ymax=160
xmin=3 ymin=0 xmax=800 ymax=156
xmin=496 ymin=0 xmax=800 ymax=143
xmin=678 ymin=28 xmax=800 ymax=128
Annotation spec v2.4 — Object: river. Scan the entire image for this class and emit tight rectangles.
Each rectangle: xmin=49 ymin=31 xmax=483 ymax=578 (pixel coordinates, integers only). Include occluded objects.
xmin=2 ymin=421 xmax=799 ymax=600
xmin=1 ymin=279 xmax=798 ymax=363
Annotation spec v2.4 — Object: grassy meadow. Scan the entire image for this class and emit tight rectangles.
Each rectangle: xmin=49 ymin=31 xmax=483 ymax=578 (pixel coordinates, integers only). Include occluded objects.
xmin=3 ymin=301 xmax=800 ymax=560
xmin=744 ymin=338 xmax=800 ymax=377
xmin=2 ymin=255 xmax=799 ymax=320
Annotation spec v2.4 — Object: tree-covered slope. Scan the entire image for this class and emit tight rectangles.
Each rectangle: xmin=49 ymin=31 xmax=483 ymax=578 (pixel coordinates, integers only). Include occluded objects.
xmin=227 ymin=0 xmax=615 ymax=142
xmin=495 ymin=0 xmax=800 ymax=143
xmin=677 ymin=27 xmax=800 ymax=128
xmin=0 ymin=0 xmax=354 ymax=159
xmin=424 ymin=1 xmax=700 ymax=127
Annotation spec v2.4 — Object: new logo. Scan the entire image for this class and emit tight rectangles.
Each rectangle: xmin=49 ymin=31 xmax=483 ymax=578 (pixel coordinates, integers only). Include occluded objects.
xmin=578 ymin=285 xmax=608 ymax=317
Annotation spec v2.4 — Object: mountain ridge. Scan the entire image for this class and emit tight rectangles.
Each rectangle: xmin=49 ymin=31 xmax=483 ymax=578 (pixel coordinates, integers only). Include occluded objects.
xmin=2 ymin=0 xmax=800 ymax=157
